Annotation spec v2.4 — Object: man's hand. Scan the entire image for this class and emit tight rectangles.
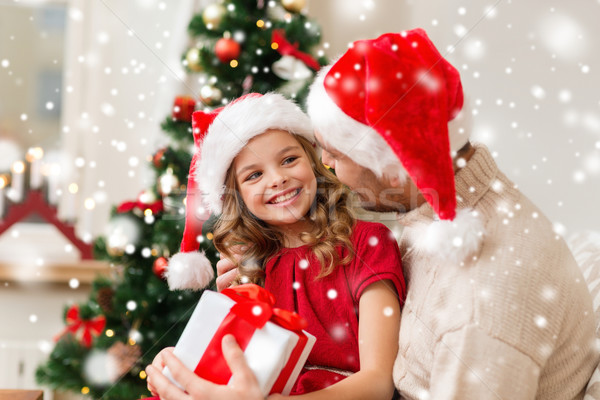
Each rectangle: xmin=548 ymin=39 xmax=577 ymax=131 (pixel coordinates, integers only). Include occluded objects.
xmin=145 ymin=335 xmax=267 ymax=400
xmin=216 ymin=245 xmax=247 ymax=291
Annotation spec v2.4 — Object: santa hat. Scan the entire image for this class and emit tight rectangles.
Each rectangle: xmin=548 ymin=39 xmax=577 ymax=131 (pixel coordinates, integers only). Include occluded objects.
xmin=166 ymin=93 xmax=314 ymax=290
xmin=307 ymin=29 xmax=483 ymax=263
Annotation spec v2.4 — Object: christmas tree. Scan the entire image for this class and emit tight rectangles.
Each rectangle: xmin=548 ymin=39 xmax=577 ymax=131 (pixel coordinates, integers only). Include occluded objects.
xmin=36 ymin=1 xmax=326 ymax=399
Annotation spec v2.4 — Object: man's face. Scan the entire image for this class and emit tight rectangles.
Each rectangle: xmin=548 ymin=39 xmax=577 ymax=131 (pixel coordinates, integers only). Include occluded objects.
xmin=314 ymin=130 xmax=424 ymax=214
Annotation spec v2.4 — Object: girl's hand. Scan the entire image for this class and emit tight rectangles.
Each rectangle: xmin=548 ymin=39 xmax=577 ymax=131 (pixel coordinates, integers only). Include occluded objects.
xmin=216 ymin=244 xmax=248 ymax=291
xmin=145 ymin=335 xmax=265 ymax=400
xmin=147 ymin=347 xmax=175 ymax=395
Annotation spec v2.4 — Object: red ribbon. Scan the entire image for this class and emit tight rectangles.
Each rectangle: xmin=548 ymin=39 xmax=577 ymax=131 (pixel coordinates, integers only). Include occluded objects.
xmin=54 ymin=305 xmax=106 ymax=348
xmin=117 ymin=199 xmax=164 ymax=214
xmin=193 ymin=284 xmax=309 ymax=392
xmin=271 ymin=29 xmax=321 ymax=71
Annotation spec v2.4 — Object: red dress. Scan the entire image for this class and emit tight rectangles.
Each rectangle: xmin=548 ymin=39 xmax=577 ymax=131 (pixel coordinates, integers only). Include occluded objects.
xmin=264 ymin=220 xmax=406 ymax=394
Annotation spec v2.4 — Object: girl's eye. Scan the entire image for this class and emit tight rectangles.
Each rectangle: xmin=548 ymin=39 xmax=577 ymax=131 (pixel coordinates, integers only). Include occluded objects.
xmin=245 ymin=171 xmax=262 ymax=181
xmin=283 ymin=156 xmax=298 ymax=165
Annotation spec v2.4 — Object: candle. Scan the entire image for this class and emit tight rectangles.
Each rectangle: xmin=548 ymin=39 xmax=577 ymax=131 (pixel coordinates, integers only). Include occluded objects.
xmin=10 ymin=161 xmax=25 ymax=202
xmin=43 ymin=163 xmax=61 ymax=204
xmin=82 ymin=197 xmax=95 ymax=243
xmin=27 ymin=147 xmax=44 ymax=189
xmin=63 ymin=182 xmax=78 ymax=221
xmin=0 ymin=175 xmax=7 ymax=219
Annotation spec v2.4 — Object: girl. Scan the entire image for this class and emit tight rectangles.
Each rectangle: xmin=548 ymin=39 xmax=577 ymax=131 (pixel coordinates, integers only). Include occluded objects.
xmin=147 ymin=93 xmax=405 ymax=399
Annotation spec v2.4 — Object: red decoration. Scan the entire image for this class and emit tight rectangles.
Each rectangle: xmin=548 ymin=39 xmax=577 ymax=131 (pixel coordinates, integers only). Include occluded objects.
xmin=0 ymin=190 xmax=93 ymax=259
xmin=271 ymin=29 xmax=320 ymax=71
xmin=215 ymin=38 xmax=241 ymax=63
xmin=193 ymin=284 xmax=308 ymax=393
xmin=117 ymin=198 xmax=164 ymax=215
xmin=153 ymin=257 xmax=168 ymax=279
xmin=54 ymin=305 xmax=106 ymax=347
xmin=153 ymin=147 xmax=167 ymax=168
xmin=172 ymin=96 xmax=196 ymax=122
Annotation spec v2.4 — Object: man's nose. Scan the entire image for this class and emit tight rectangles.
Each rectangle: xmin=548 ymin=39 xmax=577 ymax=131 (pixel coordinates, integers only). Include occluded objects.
xmin=321 ymin=150 xmax=335 ymax=169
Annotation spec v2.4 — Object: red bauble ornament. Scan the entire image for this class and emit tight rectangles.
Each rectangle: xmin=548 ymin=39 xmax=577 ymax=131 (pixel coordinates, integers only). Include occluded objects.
xmin=215 ymin=38 xmax=241 ymax=63
xmin=153 ymin=147 xmax=167 ymax=168
xmin=153 ymin=257 xmax=168 ymax=279
xmin=172 ymin=96 xmax=196 ymax=122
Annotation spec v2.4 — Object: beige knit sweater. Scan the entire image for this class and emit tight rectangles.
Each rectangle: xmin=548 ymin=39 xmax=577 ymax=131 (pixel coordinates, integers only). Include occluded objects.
xmin=393 ymin=144 xmax=599 ymax=399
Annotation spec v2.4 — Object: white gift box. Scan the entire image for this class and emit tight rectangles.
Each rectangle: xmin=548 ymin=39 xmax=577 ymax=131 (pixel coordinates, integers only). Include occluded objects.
xmin=164 ymin=287 xmax=316 ymax=396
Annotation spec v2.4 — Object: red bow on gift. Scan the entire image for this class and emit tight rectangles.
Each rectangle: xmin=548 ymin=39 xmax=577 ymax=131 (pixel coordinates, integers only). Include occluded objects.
xmin=222 ymin=284 xmax=308 ymax=331
xmin=55 ymin=305 xmax=106 ymax=348
xmin=117 ymin=198 xmax=164 ymax=214
xmin=195 ymin=284 xmax=308 ymax=390
xmin=271 ymin=29 xmax=321 ymax=71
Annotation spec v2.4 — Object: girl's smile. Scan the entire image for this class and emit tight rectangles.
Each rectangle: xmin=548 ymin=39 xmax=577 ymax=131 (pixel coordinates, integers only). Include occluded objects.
xmin=267 ymin=187 xmax=302 ymax=205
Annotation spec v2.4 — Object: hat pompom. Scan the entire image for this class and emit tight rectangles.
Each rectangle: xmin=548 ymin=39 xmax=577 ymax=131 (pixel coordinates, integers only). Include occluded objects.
xmin=166 ymin=251 xmax=214 ymax=290
xmin=411 ymin=208 xmax=485 ymax=265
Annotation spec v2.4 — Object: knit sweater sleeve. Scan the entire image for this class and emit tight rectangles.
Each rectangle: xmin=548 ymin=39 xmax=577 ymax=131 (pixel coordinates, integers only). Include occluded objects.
xmin=430 ymin=324 xmax=540 ymax=400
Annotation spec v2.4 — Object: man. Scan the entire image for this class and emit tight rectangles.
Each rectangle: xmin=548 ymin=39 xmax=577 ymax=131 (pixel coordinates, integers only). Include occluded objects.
xmin=303 ymin=29 xmax=599 ymax=399
xmin=149 ymin=29 xmax=599 ymax=399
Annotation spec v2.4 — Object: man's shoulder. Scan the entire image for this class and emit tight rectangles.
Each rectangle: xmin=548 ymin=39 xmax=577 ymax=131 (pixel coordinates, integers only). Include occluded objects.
xmin=353 ymin=219 xmax=395 ymax=238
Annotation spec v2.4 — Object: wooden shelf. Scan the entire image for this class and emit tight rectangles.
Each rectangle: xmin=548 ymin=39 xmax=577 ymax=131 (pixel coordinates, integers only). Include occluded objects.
xmin=0 ymin=260 xmax=110 ymax=284
xmin=0 ymin=390 xmax=43 ymax=400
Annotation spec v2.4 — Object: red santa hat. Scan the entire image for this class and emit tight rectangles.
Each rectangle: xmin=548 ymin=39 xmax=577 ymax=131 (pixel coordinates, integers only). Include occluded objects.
xmin=166 ymin=93 xmax=314 ymax=290
xmin=307 ymin=28 xmax=466 ymax=221
xmin=307 ymin=29 xmax=483 ymax=263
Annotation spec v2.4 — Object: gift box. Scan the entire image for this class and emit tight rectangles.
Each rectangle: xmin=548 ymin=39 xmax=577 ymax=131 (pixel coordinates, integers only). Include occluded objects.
xmin=163 ymin=284 xmax=316 ymax=396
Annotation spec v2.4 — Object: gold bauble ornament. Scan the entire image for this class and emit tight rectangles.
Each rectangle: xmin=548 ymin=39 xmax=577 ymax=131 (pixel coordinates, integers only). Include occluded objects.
xmin=185 ymin=47 xmax=203 ymax=72
xmin=106 ymin=244 xmax=125 ymax=257
xmin=202 ymin=3 xmax=226 ymax=29
xmin=199 ymin=85 xmax=223 ymax=106
xmin=281 ymin=0 xmax=306 ymax=13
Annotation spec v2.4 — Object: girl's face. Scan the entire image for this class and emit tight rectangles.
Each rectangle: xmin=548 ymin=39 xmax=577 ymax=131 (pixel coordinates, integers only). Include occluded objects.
xmin=233 ymin=129 xmax=317 ymax=232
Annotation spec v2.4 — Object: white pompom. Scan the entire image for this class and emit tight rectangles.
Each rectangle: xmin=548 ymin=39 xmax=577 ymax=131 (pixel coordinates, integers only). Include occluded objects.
xmin=166 ymin=252 xmax=214 ymax=290
xmin=411 ymin=208 xmax=485 ymax=265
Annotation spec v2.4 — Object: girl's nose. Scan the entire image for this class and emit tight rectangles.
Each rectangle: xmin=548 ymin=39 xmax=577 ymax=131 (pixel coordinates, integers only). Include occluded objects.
xmin=270 ymin=171 xmax=288 ymax=188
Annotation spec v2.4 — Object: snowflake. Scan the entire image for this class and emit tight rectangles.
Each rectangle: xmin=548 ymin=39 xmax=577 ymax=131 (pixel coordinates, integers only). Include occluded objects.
xmin=534 ymin=315 xmax=548 ymax=329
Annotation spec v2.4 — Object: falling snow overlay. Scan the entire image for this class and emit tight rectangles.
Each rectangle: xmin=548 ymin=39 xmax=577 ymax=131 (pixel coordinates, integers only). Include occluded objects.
xmin=0 ymin=0 xmax=599 ymax=399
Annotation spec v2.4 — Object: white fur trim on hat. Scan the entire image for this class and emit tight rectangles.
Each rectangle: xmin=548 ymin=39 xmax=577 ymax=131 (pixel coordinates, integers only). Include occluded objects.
xmin=410 ymin=208 xmax=485 ymax=265
xmin=307 ymin=66 xmax=407 ymax=182
xmin=197 ymin=93 xmax=314 ymax=214
xmin=166 ymin=251 xmax=214 ymax=290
